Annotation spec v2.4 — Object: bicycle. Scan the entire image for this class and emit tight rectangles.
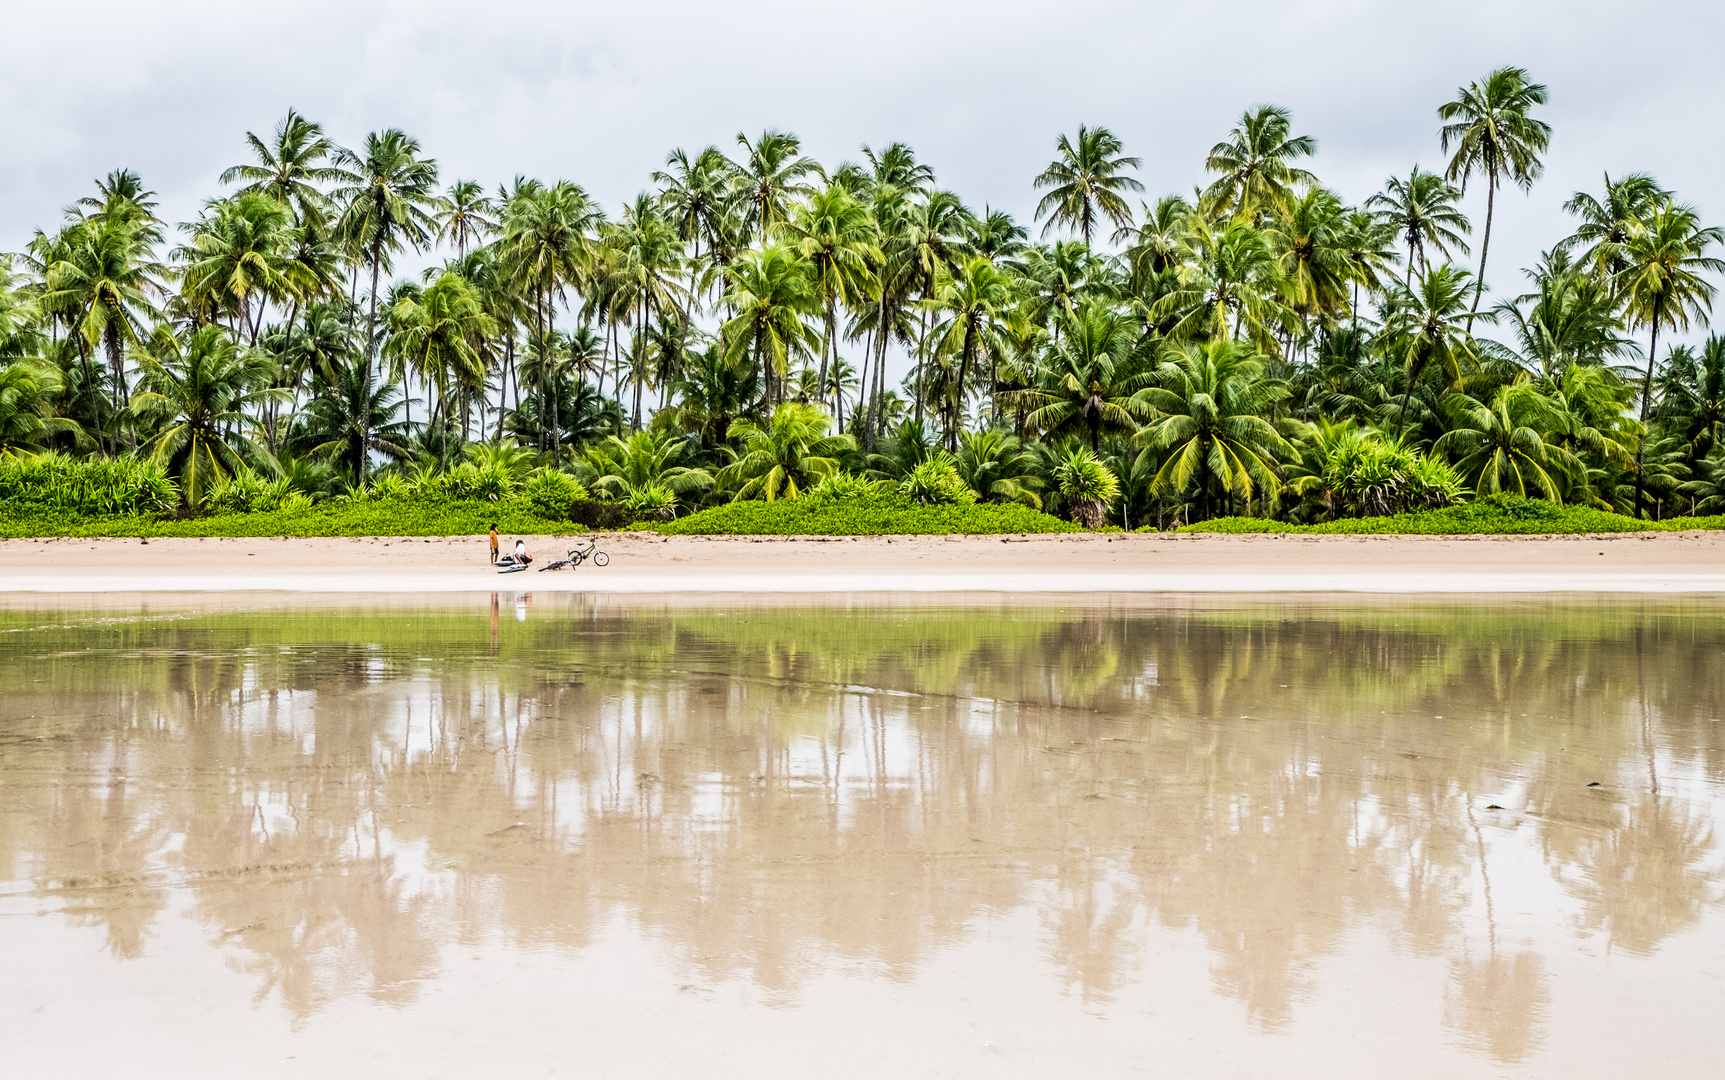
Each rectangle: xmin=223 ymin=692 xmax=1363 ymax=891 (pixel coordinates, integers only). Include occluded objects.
xmin=538 ymin=538 xmax=610 ymax=571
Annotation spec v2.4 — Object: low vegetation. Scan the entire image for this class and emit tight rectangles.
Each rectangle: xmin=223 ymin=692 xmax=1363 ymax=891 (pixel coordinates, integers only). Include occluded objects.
xmin=645 ymin=491 xmax=1079 ymax=536
xmin=1180 ymin=496 xmax=1725 ymax=535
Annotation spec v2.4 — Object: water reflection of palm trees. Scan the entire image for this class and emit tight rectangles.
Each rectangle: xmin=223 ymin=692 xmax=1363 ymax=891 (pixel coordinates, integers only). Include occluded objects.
xmin=2 ymin=597 xmax=1722 ymax=1062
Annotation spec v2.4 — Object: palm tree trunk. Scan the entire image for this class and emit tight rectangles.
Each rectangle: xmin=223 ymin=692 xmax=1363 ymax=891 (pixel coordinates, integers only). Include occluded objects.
xmin=1635 ymin=320 xmax=1661 ymax=517
xmin=1468 ymin=176 xmax=1496 ymax=328
xmin=817 ymin=296 xmax=835 ymax=408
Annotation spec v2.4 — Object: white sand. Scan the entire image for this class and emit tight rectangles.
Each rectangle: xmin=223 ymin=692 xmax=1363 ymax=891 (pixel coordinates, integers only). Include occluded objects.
xmin=3 ymin=530 xmax=1724 ymax=593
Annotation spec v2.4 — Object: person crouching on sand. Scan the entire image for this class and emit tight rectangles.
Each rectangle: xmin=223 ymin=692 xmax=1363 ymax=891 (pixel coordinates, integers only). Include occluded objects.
xmin=513 ymin=538 xmax=532 ymax=566
xmin=488 ymin=523 xmax=500 ymax=565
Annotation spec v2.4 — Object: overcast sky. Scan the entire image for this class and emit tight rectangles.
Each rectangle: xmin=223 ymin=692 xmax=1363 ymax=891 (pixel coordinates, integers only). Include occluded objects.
xmin=6 ymin=0 xmax=1722 ymax=349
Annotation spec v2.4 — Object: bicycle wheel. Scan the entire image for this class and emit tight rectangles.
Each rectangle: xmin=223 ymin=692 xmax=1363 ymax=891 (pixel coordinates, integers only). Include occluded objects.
xmin=593 ymin=551 xmax=609 ymax=567
xmin=570 ymin=552 xmax=587 ymax=566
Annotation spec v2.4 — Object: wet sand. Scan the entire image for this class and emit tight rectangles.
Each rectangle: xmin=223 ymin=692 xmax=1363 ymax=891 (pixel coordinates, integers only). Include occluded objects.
xmin=3 ymin=529 xmax=1725 ymax=592
xmin=4 ymin=594 xmax=1724 ymax=1077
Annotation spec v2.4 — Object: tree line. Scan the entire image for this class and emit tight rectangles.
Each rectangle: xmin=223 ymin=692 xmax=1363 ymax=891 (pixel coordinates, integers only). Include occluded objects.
xmin=3 ymin=65 xmax=1723 ymax=525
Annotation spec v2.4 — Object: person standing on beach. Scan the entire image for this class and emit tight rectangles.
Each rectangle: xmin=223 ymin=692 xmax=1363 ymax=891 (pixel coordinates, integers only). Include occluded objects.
xmin=488 ymin=524 xmax=499 ymax=565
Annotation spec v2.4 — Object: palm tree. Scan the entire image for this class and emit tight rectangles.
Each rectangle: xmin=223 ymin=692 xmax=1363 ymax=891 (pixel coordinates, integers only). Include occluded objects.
xmin=1153 ymin=217 xmax=1288 ymax=353
xmin=1434 ymin=385 xmax=1576 ymax=501
xmin=1003 ymin=303 xmax=1148 ymax=451
xmin=332 ymin=129 xmax=441 ymax=366
xmin=1365 ymin=168 xmax=1471 ymax=283
xmin=175 ymin=192 xmax=293 ymax=342
xmin=578 ymin=429 xmax=713 ymax=507
xmin=1201 ymin=106 xmax=1317 ymax=223
xmin=1491 ymin=250 xmax=1632 ymax=380
xmin=501 ymin=181 xmax=601 ymax=447
xmin=130 ymin=325 xmax=286 ymax=505
xmin=603 ymin=193 xmax=690 ymax=428
xmin=720 ymin=246 xmax=821 ymax=405
xmin=296 ymin=357 xmax=412 ymax=483
xmin=1131 ymin=338 xmax=1293 ymax=519
xmin=730 ymin=130 xmax=822 ymax=244
xmin=1657 ymin=337 xmax=1725 ymax=464
xmin=1033 ymin=125 xmax=1143 ymax=246
xmin=0 ymin=361 xmax=85 ymax=453
xmin=1381 ymin=263 xmax=1482 ymax=435
xmin=927 ymin=255 xmax=1016 ymax=446
xmin=39 ymin=218 xmax=160 ymax=410
xmin=1438 ymin=67 xmax=1551 ymax=320
xmin=1557 ymin=172 xmax=1671 ymax=278
xmin=72 ymin=169 xmax=165 ymax=245
xmin=783 ymin=184 xmax=877 ymax=401
xmin=1272 ymin=186 xmax=1353 ymax=356
xmin=954 ymin=427 xmax=1045 ymax=507
xmin=654 ymin=146 xmax=736 ymax=290
xmin=384 ymin=271 xmax=496 ymax=435
xmin=666 ymin=343 xmax=762 ymax=453
xmin=1614 ymin=200 xmax=1725 ymax=512
xmin=1051 ymin=444 xmax=1122 ymax=528
xmin=437 ymin=180 xmax=498 ymax=259
xmin=220 ymin=110 xmax=348 ymax=227
xmin=720 ymin=402 xmax=855 ymax=500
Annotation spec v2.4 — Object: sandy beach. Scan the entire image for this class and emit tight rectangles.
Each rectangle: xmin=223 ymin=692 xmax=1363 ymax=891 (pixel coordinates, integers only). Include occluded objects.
xmin=3 ymin=529 xmax=1725 ymax=593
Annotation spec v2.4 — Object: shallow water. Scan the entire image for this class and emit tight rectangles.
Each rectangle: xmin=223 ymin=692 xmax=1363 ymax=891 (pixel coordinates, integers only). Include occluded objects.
xmin=3 ymin=593 xmax=1724 ymax=1077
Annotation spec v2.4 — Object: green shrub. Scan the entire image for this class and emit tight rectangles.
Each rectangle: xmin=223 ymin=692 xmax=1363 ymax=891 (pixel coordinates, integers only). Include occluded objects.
xmin=622 ymin=483 xmax=678 ymax=521
xmin=0 ymin=452 xmax=178 ymax=515
xmin=898 ymin=456 xmax=976 ymax=506
xmin=523 ymin=468 xmax=590 ymax=519
xmin=645 ymin=491 xmax=1079 ymax=536
xmin=204 ymin=470 xmax=312 ymax=514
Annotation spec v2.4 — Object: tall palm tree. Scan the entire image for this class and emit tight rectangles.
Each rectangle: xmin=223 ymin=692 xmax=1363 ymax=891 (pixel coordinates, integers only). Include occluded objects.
xmin=500 ymin=181 xmax=601 ymax=447
xmin=1380 ymin=262 xmax=1482 ymax=435
xmin=1557 ymin=172 xmax=1671 ymax=279
xmin=1201 ymin=106 xmax=1317 ymax=223
xmin=1365 ymin=168 xmax=1471 ymax=283
xmin=654 ymin=147 xmax=736 ymax=288
xmin=783 ymin=184 xmax=877 ymax=401
xmin=926 ymin=255 xmax=1016 ymax=445
xmin=1613 ymin=200 xmax=1724 ymax=512
xmin=1438 ymin=67 xmax=1551 ymax=321
xmin=1154 ymin=217 xmax=1288 ymax=353
xmin=1132 ymin=338 xmax=1293 ymax=518
xmin=175 ymin=192 xmax=293 ymax=342
xmin=720 ymin=246 xmax=821 ymax=405
xmin=437 ymin=180 xmax=498 ymax=259
xmin=331 ymin=129 xmax=441 ymax=367
xmin=39 ymin=218 xmax=160 ymax=410
xmin=384 ymin=271 xmax=496 ymax=434
xmin=1272 ymin=186 xmax=1353 ymax=355
xmin=130 ymin=325 xmax=286 ymax=505
xmin=730 ymin=130 xmax=822 ymax=245
xmin=1033 ymin=125 xmax=1143 ymax=246
xmin=220 ymin=110 xmax=348 ymax=228
xmin=602 ymin=193 xmax=690 ymax=428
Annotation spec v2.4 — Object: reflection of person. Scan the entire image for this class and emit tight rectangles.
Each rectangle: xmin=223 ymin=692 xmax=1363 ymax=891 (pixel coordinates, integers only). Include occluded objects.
xmin=488 ymin=524 xmax=499 ymax=565
xmin=514 ymin=539 xmax=532 ymax=566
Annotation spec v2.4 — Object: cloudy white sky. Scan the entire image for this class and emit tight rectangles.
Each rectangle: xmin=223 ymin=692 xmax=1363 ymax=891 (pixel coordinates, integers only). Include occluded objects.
xmin=5 ymin=0 xmax=1722 ymax=343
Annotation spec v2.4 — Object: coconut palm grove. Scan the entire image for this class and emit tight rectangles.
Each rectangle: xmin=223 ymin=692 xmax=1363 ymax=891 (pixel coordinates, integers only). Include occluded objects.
xmin=5 ymin=65 xmax=1725 ymax=534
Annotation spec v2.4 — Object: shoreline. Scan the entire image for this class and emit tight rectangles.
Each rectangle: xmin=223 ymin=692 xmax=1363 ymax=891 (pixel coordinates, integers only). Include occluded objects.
xmin=3 ymin=531 xmax=1724 ymax=594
